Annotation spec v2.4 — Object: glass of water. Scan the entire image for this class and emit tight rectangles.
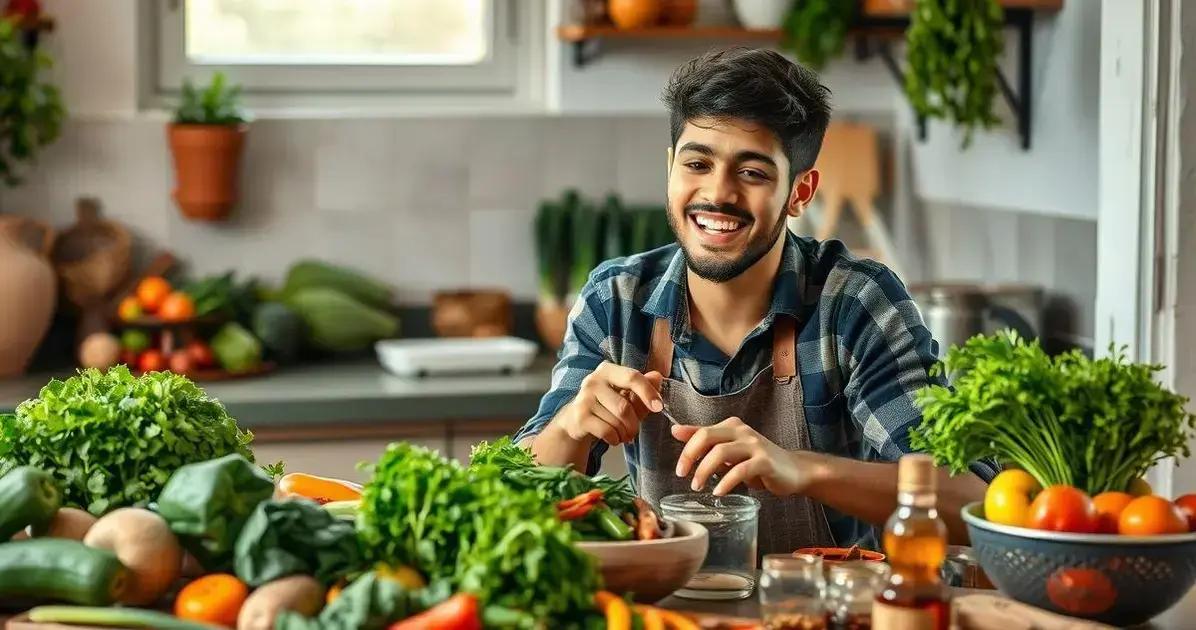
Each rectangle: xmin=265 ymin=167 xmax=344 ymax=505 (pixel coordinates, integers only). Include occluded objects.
xmin=759 ymin=553 xmax=827 ymax=630
xmin=660 ymin=493 xmax=760 ymax=600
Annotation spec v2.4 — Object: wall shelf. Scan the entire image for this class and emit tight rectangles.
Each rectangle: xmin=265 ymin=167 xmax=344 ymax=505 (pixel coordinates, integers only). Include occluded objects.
xmin=558 ymin=0 xmax=1063 ymax=150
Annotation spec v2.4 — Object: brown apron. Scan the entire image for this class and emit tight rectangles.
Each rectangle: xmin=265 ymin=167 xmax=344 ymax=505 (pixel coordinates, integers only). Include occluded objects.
xmin=636 ymin=315 xmax=837 ymax=556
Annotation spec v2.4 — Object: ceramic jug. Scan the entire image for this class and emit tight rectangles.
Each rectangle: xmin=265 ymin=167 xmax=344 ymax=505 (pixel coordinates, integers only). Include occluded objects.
xmin=0 ymin=216 xmax=57 ymax=377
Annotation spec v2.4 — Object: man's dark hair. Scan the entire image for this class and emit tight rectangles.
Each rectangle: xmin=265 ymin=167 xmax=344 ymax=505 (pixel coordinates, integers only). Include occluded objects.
xmin=662 ymin=47 xmax=832 ymax=184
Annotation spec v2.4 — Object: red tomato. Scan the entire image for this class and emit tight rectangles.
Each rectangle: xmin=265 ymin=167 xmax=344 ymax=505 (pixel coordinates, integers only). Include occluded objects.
xmin=169 ymin=352 xmax=195 ymax=375
xmin=184 ymin=340 xmax=216 ymax=369
xmin=1119 ymin=495 xmax=1188 ymax=536
xmin=1027 ymin=485 xmax=1097 ymax=533
xmin=137 ymin=349 xmax=166 ymax=373
xmin=1092 ymin=492 xmax=1135 ymax=534
xmin=1045 ymin=568 xmax=1116 ymax=616
xmin=1175 ymin=494 xmax=1196 ymax=532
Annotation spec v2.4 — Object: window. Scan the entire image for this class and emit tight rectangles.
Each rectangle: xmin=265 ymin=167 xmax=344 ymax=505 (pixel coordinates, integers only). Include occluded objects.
xmin=146 ymin=0 xmax=539 ymax=110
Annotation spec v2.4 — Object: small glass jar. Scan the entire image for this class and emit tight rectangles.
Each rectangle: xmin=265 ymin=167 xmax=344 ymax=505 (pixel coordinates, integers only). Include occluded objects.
xmin=824 ymin=561 xmax=890 ymax=629
xmin=759 ymin=553 xmax=827 ymax=630
xmin=660 ymin=493 xmax=760 ymax=600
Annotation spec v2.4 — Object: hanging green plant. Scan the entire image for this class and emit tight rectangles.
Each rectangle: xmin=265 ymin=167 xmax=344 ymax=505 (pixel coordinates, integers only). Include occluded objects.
xmin=0 ymin=16 xmax=64 ymax=186
xmin=903 ymin=0 xmax=1004 ymax=147
xmin=781 ymin=0 xmax=857 ymax=71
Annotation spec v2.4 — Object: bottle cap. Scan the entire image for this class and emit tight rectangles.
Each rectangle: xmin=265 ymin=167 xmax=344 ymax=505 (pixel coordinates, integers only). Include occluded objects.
xmin=897 ymin=454 xmax=936 ymax=494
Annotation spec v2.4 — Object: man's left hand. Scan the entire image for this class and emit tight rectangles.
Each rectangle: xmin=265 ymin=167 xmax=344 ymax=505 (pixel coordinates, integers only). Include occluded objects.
xmin=671 ymin=417 xmax=825 ymax=497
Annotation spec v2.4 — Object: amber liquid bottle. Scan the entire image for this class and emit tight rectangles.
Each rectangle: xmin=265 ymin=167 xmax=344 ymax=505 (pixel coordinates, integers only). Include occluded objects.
xmin=873 ymin=454 xmax=951 ymax=630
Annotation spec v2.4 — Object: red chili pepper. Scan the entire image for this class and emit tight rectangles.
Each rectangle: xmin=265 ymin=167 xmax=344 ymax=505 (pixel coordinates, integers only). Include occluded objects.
xmin=557 ymin=489 xmax=604 ymax=511
xmin=558 ymin=501 xmax=599 ymax=521
xmin=387 ymin=593 xmax=481 ymax=630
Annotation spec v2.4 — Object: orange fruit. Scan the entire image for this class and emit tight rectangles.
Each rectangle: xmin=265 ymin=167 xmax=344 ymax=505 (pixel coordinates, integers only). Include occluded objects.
xmin=175 ymin=573 xmax=248 ymax=627
xmin=1092 ymin=491 xmax=1134 ymax=534
xmin=608 ymin=0 xmax=662 ymax=29
xmin=136 ymin=276 xmax=172 ymax=313
xmin=158 ymin=291 xmax=196 ymax=322
xmin=117 ymin=296 xmax=142 ymax=322
xmin=1118 ymin=495 xmax=1188 ymax=535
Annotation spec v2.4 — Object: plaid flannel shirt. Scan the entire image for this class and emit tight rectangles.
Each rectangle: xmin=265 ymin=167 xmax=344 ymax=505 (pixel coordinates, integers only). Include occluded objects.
xmin=514 ymin=232 xmax=998 ymax=548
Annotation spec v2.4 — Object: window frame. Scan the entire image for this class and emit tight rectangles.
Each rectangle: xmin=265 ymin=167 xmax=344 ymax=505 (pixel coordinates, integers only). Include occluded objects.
xmin=140 ymin=0 xmax=544 ymax=114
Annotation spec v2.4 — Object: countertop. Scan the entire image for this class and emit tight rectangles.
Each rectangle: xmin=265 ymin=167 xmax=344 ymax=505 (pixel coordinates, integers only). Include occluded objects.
xmin=0 ymin=357 xmax=555 ymax=427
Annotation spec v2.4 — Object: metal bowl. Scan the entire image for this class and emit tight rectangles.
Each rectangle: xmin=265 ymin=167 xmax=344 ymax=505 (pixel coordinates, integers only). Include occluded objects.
xmin=961 ymin=502 xmax=1196 ymax=626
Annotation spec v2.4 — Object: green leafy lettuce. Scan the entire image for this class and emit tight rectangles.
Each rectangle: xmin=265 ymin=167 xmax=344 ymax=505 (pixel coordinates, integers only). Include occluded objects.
xmin=0 ymin=366 xmax=254 ymax=515
xmin=913 ymin=331 xmax=1196 ymax=494
xmin=357 ymin=443 xmax=601 ymax=627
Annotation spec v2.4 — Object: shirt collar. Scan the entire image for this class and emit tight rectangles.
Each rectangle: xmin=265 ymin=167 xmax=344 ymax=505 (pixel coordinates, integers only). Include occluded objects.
xmin=641 ymin=232 xmax=807 ymax=340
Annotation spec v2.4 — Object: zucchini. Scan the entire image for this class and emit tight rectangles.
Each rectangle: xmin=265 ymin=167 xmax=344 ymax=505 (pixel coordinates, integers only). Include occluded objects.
xmin=281 ymin=260 xmax=393 ymax=311
xmin=0 ymin=466 xmax=61 ymax=539
xmin=28 ymin=606 xmax=222 ymax=630
xmin=285 ymin=287 xmax=399 ymax=353
xmin=0 ymin=539 xmax=128 ymax=605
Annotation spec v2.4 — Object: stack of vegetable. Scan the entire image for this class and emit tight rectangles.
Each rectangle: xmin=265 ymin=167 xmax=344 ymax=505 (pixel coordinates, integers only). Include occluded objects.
xmin=278 ymin=259 xmax=399 ymax=354
xmin=914 ymin=331 xmax=1196 ymax=535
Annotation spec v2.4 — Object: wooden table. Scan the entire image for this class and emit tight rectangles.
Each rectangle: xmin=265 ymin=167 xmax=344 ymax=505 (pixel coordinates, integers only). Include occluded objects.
xmin=657 ymin=586 xmax=1196 ymax=629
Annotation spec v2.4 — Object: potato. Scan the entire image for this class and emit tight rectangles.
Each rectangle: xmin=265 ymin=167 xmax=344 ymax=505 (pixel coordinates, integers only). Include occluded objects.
xmin=34 ymin=507 xmax=98 ymax=540
xmin=83 ymin=507 xmax=182 ymax=606
xmin=237 ymin=575 xmax=325 ymax=630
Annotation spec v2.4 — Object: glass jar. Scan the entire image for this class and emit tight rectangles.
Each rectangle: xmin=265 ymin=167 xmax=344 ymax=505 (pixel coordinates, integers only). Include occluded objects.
xmin=660 ymin=493 xmax=760 ymax=600
xmin=759 ymin=553 xmax=827 ymax=630
xmin=825 ymin=561 xmax=890 ymax=629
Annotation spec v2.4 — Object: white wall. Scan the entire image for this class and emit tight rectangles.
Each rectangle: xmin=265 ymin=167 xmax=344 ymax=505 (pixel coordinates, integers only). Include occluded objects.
xmin=905 ymin=0 xmax=1100 ymax=220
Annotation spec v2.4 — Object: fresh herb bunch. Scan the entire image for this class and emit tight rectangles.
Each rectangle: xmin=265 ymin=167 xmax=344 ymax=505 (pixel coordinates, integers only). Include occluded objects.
xmin=357 ymin=443 xmax=602 ymax=627
xmin=912 ymin=331 xmax=1196 ymax=495
xmin=780 ymin=0 xmax=856 ymax=71
xmin=0 ymin=366 xmax=255 ymax=515
xmin=470 ymin=437 xmax=636 ymax=515
xmin=174 ymin=71 xmax=248 ymax=125
xmin=904 ymin=0 xmax=1004 ymax=147
xmin=0 ymin=16 xmax=64 ymax=186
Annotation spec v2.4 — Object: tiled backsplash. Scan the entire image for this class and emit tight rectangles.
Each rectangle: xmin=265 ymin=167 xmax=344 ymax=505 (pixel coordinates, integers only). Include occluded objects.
xmin=0 ymin=116 xmax=669 ymax=304
xmin=0 ymin=115 xmax=1096 ymax=346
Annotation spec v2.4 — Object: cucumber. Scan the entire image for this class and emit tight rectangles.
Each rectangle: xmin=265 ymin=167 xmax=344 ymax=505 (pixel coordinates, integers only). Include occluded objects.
xmin=0 ymin=466 xmax=61 ymax=539
xmin=0 ymin=539 xmax=128 ymax=605
xmin=28 ymin=606 xmax=223 ymax=630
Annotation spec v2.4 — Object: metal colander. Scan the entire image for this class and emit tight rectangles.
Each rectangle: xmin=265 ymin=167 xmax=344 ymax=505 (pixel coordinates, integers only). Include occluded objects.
xmin=961 ymin=503 xmax=1196 ymax=626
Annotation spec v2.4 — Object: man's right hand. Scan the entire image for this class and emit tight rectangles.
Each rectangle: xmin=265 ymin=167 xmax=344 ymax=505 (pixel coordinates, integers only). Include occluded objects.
xmin=553 ymin=362 xmax=665 ymax=446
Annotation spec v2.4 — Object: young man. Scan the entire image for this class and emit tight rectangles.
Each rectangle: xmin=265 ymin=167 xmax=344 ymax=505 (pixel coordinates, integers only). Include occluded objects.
xmin=515 ymin=48 xmax=991 ymax=552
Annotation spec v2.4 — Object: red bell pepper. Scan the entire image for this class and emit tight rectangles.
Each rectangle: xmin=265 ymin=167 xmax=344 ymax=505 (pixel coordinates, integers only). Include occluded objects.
xmin=387 ymin=593 xmax=481 ymax=630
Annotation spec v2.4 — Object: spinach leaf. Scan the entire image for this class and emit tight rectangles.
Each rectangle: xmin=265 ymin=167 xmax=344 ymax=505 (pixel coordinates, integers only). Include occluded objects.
xmin=234 ymin=499 xmax=363 ymax=587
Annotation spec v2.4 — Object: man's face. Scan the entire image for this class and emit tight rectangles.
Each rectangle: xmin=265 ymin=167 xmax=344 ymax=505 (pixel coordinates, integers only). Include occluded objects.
xmin=666 ymin=117 xmax=797 ymax=283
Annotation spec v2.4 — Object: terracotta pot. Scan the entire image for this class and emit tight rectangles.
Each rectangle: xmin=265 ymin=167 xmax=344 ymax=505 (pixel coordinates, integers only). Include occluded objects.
xmin=167 ymin=123 xmax=247 ymax=221
xmin=534 ymin=298 xmax=572 ymax=351
xmin=660 ymin=0 xmax=698 ymax=25
xmin=608 ymin=0 xmax=662 ymax=29
xmin=0 ymin=217 xmax=57 ymax=378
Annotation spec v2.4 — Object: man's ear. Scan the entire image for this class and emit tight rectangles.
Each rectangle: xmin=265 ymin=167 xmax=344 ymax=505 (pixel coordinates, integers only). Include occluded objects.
xmin=787 ymin=169 xmax=820 ymax=217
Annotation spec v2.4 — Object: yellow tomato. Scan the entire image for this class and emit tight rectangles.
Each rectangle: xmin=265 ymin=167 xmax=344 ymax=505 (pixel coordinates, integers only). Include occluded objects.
xmin=985 ymin=469 xmax=1042 ymax=527
xmin=375 ymin=564 xmax=426 ymax=590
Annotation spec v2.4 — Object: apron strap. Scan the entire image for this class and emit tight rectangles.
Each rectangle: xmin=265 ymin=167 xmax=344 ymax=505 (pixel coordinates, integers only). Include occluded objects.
xmin=772 ymin=315 xmax=797 ymax=384
xmin=647 ymin=317 xmax=674 ymax=379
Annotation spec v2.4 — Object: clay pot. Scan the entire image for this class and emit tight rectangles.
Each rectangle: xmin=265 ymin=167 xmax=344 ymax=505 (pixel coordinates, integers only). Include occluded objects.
xmin=660 ymin=0 xmax=698 ymax=25
xmin=534 ymin=298 xmax=572 ymax=351
xmin=608 ymin=0 xmax=662 ymax=29
xmin=167 ymin=123 xmax=247 ymax=221
xmin=0 ymin=216 xmax=57 ymax=378
xmin=52 ymin=198 xmax=131 ymax=310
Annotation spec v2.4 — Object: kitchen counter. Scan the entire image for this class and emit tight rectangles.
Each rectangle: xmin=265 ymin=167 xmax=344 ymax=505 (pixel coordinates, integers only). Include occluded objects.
xmin=0 ymin=357 xmax=554 ymax=428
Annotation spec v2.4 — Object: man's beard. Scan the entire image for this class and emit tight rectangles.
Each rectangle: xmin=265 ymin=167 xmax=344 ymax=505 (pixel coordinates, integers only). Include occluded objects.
xmin=667 ymin=202 xmax=788 ymax=283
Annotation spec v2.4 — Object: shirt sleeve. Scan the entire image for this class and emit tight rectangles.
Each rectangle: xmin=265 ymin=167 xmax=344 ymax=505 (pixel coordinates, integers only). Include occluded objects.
xmin=512 ymin=275 xmax=613 ymax=475
xmin=835 ymin=268 xmax=998 ymax=482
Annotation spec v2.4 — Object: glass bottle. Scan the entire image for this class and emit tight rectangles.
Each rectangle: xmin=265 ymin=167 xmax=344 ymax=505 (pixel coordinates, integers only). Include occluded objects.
xmin=873 ymin=454 xmax=952 ymax=630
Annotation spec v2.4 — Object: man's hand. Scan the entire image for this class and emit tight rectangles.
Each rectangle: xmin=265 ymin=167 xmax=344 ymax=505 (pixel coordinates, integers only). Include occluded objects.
xmin=552 ymin=362 xmax=664 ymax=446
xmin=672 ymin=417 xmax=826 ymax=497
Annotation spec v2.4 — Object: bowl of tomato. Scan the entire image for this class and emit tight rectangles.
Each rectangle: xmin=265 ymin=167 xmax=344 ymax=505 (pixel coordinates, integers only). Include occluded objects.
xmin=961 ymin=501 xmax=1196 ymax=626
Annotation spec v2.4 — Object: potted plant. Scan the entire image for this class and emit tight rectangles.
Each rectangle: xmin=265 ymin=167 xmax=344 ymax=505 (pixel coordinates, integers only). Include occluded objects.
xmin=0 ymin=10 xmax=63 ymax=187
xmin=168 ymin=72 xmax=249 ymax=221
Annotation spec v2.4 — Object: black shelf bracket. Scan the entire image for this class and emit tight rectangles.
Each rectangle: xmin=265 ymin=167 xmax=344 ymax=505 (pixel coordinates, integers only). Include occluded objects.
xmin=857 ymin=8 xmax=1036 ymax=150
xmin=572 ymin=38 xmax=603 ymax=68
